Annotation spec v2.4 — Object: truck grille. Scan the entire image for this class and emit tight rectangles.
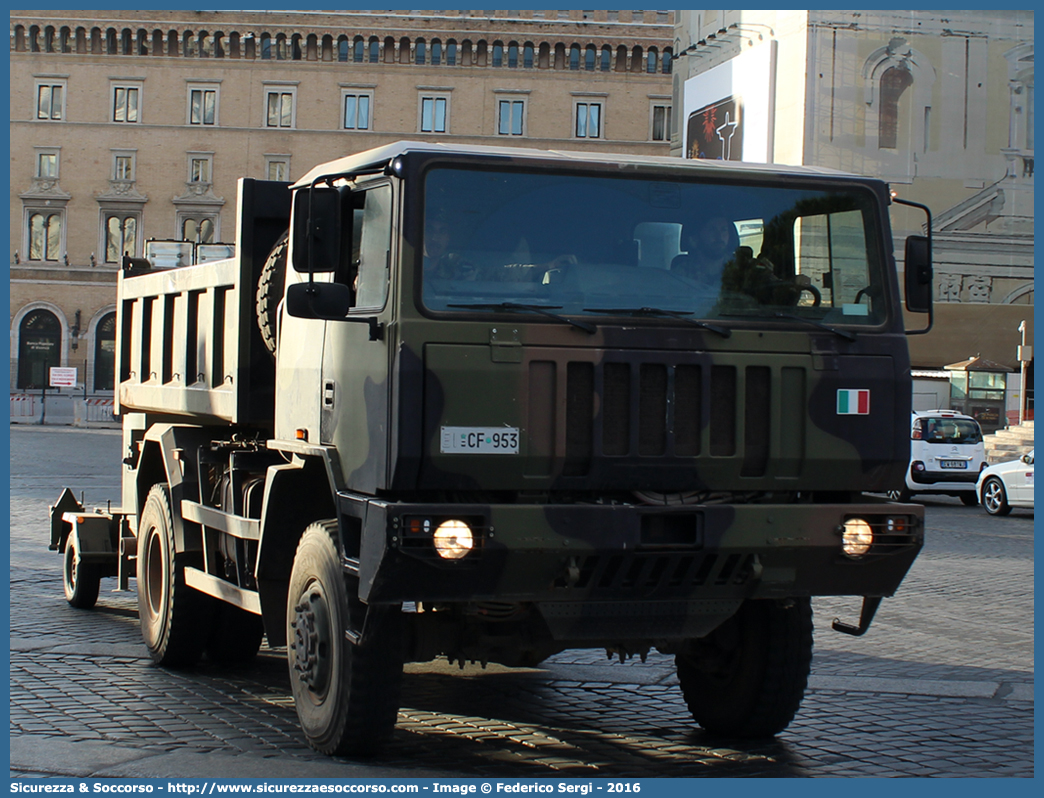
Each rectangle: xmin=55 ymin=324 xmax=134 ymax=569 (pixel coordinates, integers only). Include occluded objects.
xmin=555 ymin=356 xmax=790 ymax=477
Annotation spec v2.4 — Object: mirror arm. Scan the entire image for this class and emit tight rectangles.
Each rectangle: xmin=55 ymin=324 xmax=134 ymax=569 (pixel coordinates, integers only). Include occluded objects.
xmin=894 ymin=197 xmax=934 ymax=336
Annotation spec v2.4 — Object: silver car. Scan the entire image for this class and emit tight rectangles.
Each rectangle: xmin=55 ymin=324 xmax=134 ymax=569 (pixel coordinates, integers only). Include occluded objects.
xmin=977 ymin=450 xmax=1035 ymax=516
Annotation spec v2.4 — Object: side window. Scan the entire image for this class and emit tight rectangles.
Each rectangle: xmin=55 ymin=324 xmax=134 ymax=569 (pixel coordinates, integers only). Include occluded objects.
xmin=348 ymin=185 xmax=392 ymax=310
xmin=793 ymin=210 xmax=872 ymax=310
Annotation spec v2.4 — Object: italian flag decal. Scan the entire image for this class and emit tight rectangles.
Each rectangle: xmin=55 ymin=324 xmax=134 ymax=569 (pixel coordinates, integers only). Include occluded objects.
xmin=837 ymin=389 xmax=870 ymax=415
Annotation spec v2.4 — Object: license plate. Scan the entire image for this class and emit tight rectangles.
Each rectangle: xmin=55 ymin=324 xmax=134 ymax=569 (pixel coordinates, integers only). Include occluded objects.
xmin=441 ymin=427 xmax=520 ymax=454
xmin=939 ymin=460 xmax=967 ymax=469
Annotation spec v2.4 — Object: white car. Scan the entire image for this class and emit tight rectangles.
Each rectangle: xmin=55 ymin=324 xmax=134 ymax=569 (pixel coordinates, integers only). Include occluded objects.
xmin=977 ymin=450 xmax=1034 ymax=516
xmin=889 ymin=410 xmax=986 ymax=505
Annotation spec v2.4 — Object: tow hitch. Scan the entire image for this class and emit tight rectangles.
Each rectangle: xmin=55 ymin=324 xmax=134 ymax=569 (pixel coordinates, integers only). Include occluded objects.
xmin=832 ymin=596 xmax=882 ymax=636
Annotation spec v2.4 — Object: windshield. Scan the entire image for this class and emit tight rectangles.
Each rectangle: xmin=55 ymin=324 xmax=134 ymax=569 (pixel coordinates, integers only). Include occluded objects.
xmin=420 ymin=166 xmax=889 ymax=326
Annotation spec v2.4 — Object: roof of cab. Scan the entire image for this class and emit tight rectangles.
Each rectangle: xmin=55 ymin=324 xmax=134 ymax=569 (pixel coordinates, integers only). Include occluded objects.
xmin=292 ymin=140 xmax=869 ymax=190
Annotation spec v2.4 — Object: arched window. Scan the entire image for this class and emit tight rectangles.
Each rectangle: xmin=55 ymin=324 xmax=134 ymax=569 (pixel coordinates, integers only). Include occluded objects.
xmin=879 ymin=66 xmax=913 ymax=149
xmin=523 ymin=42 xmax=534 ymax=69
xmin=44 ymin=26 xmax=55 ymax=53
xmin=167 ymin=30 xmax=179 ymax=57
xmin=569 ymin=44 xmax=580 ymax=70
xmin=353 ymin=37 xmax=364 ymax=63
xmin=446 ymin=40 xmax=457 ymax=66
xmin=183 ymin=31 xmax=196 ymax=58
xmin=94 ymin=313 xmax=117 ymax=392
xmin=105 ymin=215 xmax=137 ymax=264
xmin=337 ymin=35 xmax=349 ymax=62
xmin=60 ymin=26 xmax=72 ymax=53
xmin=600 ymin=45 xmax=612 ymax=72
xmin=492 ymin=41 xmax=503 ymax=68
xmin=18 ymin=309 xmax=61 ymax=389
xmin=416 ymin=38 xmax=426 ymax=65
xmin=182 ymin=217 xmax=215 ymax=244
xmin=28 ymin=213 xmax=62 ymax=261
xmin=431 ymin=38 xmax=442 ymax=65
xmin=368 ymin=37 xmax=379 ymax=63
xmin=585 ymin=45 xmax=596 ymax=71
xmin=275 ymin=34 xmax=288 ymax=60
xmin=647 ymin=48 xmax=658 ymax=74
xmin=615 ymin=45 xmax=628 ymax=72
xmin=105 ymin=28 xmax=117 ymax=54
xmin=260 ymin=33 xmax=272 ymax=60
xmin=508 ymin=42 xmax=519 ymax=68
xmin=663 ymin=48 xmax=673 ymax=74
xmin=631 ymin=45 xmax=643 ymax=73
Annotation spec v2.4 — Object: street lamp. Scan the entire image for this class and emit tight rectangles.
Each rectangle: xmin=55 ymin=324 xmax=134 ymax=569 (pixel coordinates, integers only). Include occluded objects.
xmin=1017 ymin=320 xmax=1031 ymax=425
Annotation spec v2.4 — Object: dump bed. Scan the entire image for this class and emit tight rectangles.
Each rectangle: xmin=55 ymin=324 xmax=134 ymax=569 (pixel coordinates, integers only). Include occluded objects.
xmin=114 ymin=179 xmax=290 ymax=425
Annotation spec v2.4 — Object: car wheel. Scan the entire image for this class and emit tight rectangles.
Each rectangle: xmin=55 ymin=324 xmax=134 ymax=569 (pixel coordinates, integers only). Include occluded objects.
xmin=981 ymin=477 xmax=1011 ymax=516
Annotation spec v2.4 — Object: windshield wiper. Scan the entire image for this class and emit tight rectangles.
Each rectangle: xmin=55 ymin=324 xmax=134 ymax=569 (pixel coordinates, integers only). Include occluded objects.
xmin=772 ymin=312 xmax=856 ymax=341
xmin=719 ymin=308 xmax=856 ymax=342
xmin=583 ymin=307 xmax=731 ymax=338
xmin=448 ymin=302 xmax=597 ymax=334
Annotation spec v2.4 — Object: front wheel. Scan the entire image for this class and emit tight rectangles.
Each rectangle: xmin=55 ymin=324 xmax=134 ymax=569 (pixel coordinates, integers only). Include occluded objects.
xmin=981 ymin=477 xmax=1011 ymax=516
xmin=676 ymin=597 xmax=813 ymax=738
xmin=63 ymin=533 xmax=101 ymax=609
xmin=287 ymin=521 xmax=404 ymax=756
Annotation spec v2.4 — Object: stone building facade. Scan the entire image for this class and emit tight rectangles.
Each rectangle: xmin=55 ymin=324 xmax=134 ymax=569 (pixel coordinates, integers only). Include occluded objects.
xmin=671 ymin=10 xmax=1033 ymax=383
xmin=10 ymin=9 xmax=674 ymax=393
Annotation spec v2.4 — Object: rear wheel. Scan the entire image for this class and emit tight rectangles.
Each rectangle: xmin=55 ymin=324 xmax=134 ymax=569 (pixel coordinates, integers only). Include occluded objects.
xmin=63 ymin=533 xmax=101 ymax=609
xmin=287 ymin=520 xmax=404 ymax=756
xmin=676 ymin=597 xmax=813 ymax=738
xmin=981 ymin=477 xmax=1011 ymax=516
xmin=137 ymin=484 xmax=214 ymax=667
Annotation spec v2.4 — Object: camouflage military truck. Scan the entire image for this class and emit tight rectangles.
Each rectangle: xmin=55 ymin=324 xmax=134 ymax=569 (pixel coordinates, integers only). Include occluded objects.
xmin=50 ymin=141 xmax=933 ymax=756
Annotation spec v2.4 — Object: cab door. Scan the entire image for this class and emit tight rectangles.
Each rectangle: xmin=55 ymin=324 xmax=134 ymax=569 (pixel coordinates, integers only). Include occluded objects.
xmin=320 ymin=182 xmax=396 ymax=494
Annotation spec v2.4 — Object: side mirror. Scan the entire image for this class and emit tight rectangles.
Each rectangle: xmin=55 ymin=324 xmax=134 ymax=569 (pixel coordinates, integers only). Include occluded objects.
xmin=286 ymin=282 xmax=351 ymax=319
xmin=904 ymin=235 xmax=932 ymax=313
xmin=285 ymin=282 xmax=384 ymax=341
xmin=291 ymin=187 xmax=341 ymax=272
xmin=1021 ymin=452 xmax=1033 ymax=465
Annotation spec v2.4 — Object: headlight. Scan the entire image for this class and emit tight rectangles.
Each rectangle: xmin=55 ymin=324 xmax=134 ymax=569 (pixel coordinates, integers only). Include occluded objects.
xmin=433 ymin=520 xmax=473 ymax=560
xmin=842 ymin=518 xmax=874 ymax=558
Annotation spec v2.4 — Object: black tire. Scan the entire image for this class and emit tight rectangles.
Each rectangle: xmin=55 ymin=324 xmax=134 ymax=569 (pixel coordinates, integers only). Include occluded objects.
xmin=676 ymin=597 xmax=813 ymax=738
xmin=63 ymin=533 xmax=101 ymax=610
xmin=206 ymin=603 xmax=265 ymax=665
xmin=137 ymin=484 xmax=215 ymax=667
xmin=959 ymin=491 xmax=979 ymax=507
xmin=255 ymin=230 xmax=289 ymax=357
xmin=287 ymin=520 xmax=404 ymax=756
xmin=887 ymin=488 xmax=912 ymax=502
xmin=981 ymin=477 xmax=1012 ymax=516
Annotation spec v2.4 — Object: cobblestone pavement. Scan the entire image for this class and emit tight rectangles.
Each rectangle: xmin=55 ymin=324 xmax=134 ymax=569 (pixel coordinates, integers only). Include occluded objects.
xmin=9 ymin=427 xmax=1034 ymax=778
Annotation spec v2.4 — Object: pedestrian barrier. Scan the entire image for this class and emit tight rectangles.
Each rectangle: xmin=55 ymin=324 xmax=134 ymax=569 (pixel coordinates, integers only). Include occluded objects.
xmin=10 ymin=394 xmax=38 ymax=419
xmin=84 ymin=397 xmax=116 ymax=423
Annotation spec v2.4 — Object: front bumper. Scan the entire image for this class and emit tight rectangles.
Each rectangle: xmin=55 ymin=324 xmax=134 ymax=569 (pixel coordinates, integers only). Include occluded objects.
xmin=341 ymin=495 xmax=924 ymax=608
